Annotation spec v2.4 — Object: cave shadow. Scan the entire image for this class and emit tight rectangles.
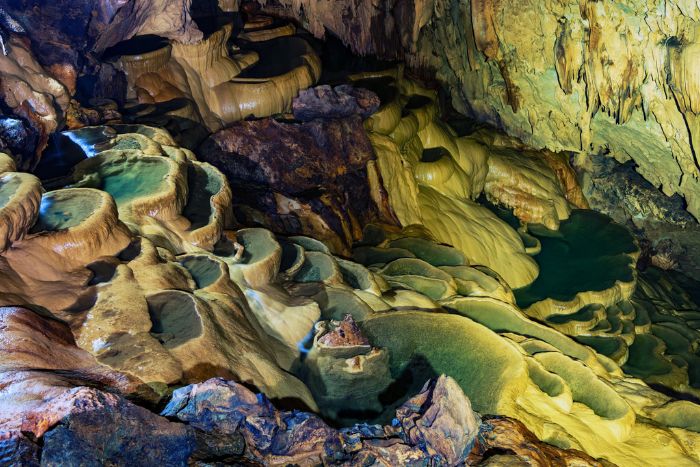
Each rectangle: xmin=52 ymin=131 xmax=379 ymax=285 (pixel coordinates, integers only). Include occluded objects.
xmin=331 ymin=353 xmax=439 ymax=428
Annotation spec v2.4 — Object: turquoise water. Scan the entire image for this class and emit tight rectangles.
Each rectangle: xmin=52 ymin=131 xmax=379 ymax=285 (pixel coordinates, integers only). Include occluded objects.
xmin=179 ymin=255 xmax=222 ymax=289
xmin=96 ymin=158 xmax=170 ymax=205
xmin=235 ymin=229 xmax=277 ymax=265
xmin=32 ymin=191 xmax=98 ymax=231
xmin=515 ymin=210 xmax=637 ymax=308
xmin=0 ymin=176 xmax=23 ymax=208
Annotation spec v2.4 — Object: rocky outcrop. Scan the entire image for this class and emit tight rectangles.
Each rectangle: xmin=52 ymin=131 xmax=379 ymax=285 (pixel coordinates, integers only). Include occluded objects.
xmin=469 ymin=416 xmax=603 ymax=466
xmin=199 ymin=113 xmax=396 ymax=253
xmin=0 ymin=34 xmax=70 ymax=169
xmin=94 ymin=0 xmax=203 ymax=53
xmin=292 ymin=84 xmax=380 ymax=121
xmin=0 ymin=306 xmax=151 ymax=438
xmin=1 ymin=371 xmax=600 ymax=466
xmin=163 ymin=376 xmax=488 ymax=466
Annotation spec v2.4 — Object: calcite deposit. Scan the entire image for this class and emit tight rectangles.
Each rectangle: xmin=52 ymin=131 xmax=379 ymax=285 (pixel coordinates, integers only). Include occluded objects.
xmin=257 ymin=0 xmax=700 ymax=223
xmin=1 ymin=2 xmax=700 ymax=466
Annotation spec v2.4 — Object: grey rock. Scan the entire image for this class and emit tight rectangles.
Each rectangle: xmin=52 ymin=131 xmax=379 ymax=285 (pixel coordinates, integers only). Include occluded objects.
xmin=395 ymin=375 xmax=481 ymax=466
xmin=163 ymin=375 xmax=482 ymax=465
xmin=0 ymin=432 xmax=40 ymax=467
xmin=293 ymin=84 xmax=380 ymax=121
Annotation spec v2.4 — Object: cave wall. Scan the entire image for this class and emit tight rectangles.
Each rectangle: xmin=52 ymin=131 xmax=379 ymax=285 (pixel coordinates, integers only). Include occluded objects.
xmin=257 ymin=0 xmax=700 ymax=220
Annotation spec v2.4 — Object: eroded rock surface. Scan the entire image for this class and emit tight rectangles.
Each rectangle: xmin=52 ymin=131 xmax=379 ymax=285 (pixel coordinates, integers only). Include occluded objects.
xmin=293 ymin=84 xmax=380 ymax=121
xmin=199 ymin=115 xmax=395 ymax=253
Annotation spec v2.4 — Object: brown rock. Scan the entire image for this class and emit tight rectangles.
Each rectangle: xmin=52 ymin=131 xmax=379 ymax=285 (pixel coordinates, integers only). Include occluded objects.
xmin=468 ymin=416 xmax=604 ymax=467
xmin=317 ymin=314 xmax=370 ymax=347
xmin=0 ymin=306 xmax=151 ymax=437
xmin=199 ymin=117 xmax=396 ymax=252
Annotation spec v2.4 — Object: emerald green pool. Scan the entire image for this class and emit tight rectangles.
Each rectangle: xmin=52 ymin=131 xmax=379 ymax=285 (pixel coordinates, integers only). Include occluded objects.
xmin=622 ymin=334 xmax=674 ymax=378
xmin=233 ymin=229 xmax=278 ymax=265
xmin=515 ymin=210 xmax=637 ymax=309
xmin=90 ymin=157 xmax=170 ymax=206
xmin=354 ymin=311 xmax=525 ymax=423
xmin=31 ymin=191 xmax=99 ymax=232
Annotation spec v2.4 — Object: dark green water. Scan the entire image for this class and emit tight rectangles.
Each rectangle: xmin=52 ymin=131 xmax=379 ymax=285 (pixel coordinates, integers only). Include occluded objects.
xmin=515 ymin=210 xmax=638 ymax=309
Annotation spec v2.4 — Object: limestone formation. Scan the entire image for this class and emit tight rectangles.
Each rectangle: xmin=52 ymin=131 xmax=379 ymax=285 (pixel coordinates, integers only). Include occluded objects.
xmin=3 ymin=4 xmax=700 ymax=466
xmin=259 ymin=0 xmax=700 ymax=222
xmin=0 ymin=119 xmax=699 ymax=465
xmin=94 ymin=0 xmax=203 ymax=52
xmin=353 ymin=70 xmax=543 ymax=288
xmin=0 ymin=34 xmax=70 ymax=169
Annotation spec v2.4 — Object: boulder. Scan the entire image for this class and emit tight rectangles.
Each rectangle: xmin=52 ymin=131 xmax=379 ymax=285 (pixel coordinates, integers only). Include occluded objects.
xmin=293 ymin=84 xmax=380 ymax=121
xmin=40 ymin=388 xmax=196 ymax=467
xmin=396 ymin=375 xmax=481 ymax=465
xmin=0 ymin=306 xmax=151 ymax=437
xmin=199 ymin=117 xmax=396 ymax=252
xmin=163 ymin=375 xmax=484 ymax=465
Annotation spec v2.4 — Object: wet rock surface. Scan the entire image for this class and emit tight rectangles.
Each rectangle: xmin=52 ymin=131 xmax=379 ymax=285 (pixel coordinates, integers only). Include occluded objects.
xmin=469 ymin=416 xmax=603 ymax=466
xmin=0 ymin=307 xmax=151 ymax=437
xmin=2 ymin=2 xmax=700 ymax=463
xmin=40 ymin=388 xmax=196 ymax=467
xmin=396 ymin=376 xmax=482 ymax=465
xmin=0 ymin=372 xmax=603 ymax=466
xmin=0 ymin=116 xmax=39 ymax=170
xmin=258 ymin=0 xmax=700 ymax=222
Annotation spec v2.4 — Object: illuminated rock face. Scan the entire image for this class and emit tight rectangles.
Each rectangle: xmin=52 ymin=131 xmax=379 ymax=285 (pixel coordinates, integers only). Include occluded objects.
xmin=0 ymin=35 xmax=70 ymax=169
xmin=2 ymin=2 xmax=700 ymax=463
xmin=1 ymin=123 xmax=700 ymax=465
xmin=352 ymin=70 xmax=543 ymax=288
xmin=257 ymin=0 xmax=700 ymax=221
xmin=103 ymin=19 xmax=321 ymax=131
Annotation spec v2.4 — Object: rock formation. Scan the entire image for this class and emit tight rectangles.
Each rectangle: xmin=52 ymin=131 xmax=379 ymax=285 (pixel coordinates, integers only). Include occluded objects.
xmin=256 ymin=0 xmax=700 ymax=224
xmin=198 ymin=97 xmax=395 ymax=253
xmin=2 ymin=2 xmax=700 ymax=466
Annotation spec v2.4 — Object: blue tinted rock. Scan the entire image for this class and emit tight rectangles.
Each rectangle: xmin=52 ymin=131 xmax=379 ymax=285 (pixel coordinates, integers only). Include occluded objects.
xmin=0 ymin=431 xmax=40 ymax=467
xmin=41 ymin=388 xmax=195 ymax=467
